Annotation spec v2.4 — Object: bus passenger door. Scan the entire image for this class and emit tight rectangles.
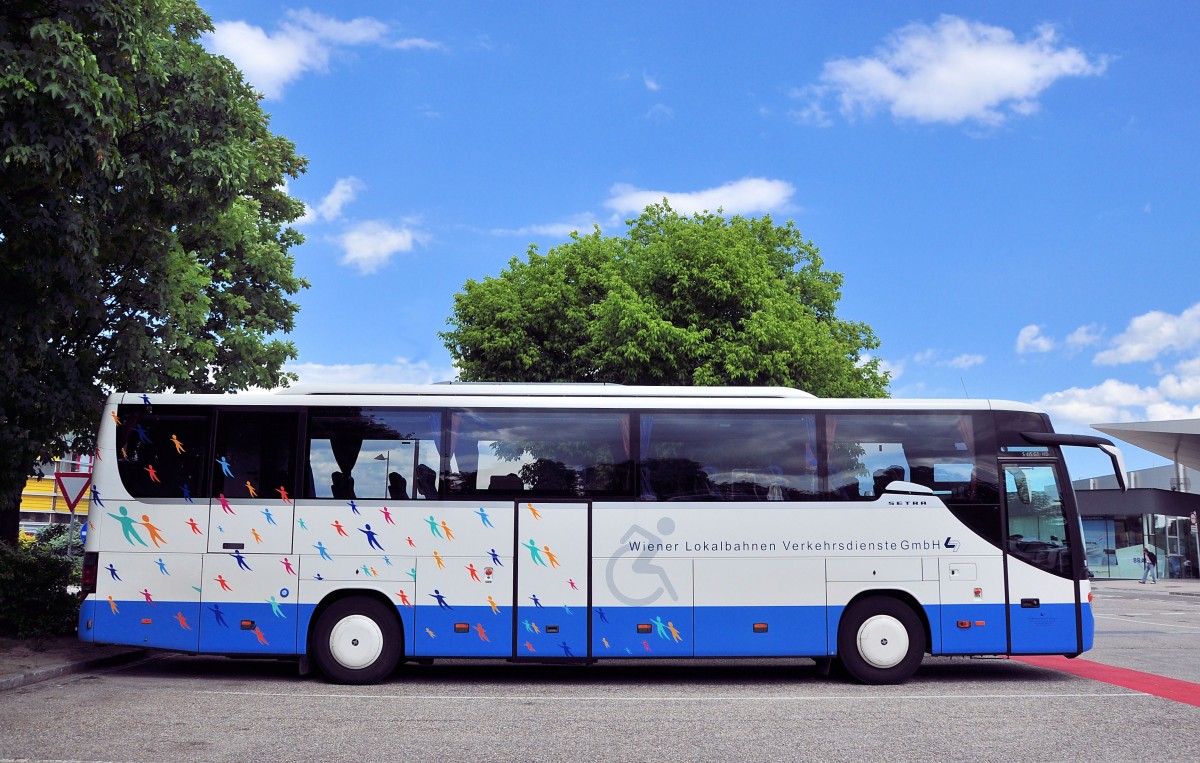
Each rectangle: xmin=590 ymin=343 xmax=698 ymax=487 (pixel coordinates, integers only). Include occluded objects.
xmin=513 ymin=501 xmax=590 ymax=659
xmin=1003 ymin=463 xmax=1084 ymax=654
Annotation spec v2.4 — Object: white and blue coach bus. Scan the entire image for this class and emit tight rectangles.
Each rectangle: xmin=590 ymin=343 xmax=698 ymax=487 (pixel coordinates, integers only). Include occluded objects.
xmin=78 ymin=384 xmax=1127 ymax=685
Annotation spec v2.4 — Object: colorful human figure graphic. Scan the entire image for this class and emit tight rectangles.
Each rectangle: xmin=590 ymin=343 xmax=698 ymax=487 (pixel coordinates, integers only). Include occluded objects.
xmin=262 ymin=507 xmax=276 ymax=525
xmin=108 ymin=506 xmax=148 ymax=547
xmin=134 ymin=424 xmax=152 ymax=444
xmin=297 ymin=517 xmax=308 ymax=530
xmin=380 ymin=506 xmax=395 ymax=524
xmin=314 ymin=541 xmax=332 ymax=560
xmin=596 ymin=608 xmax=609 ymax=623
xmin=425 ymin=629 xmax=437 ymax=639
xmin=170 ymin=434 xmax=185 ymax=454
xmin=522 ymin=539 xmax=546 ymax=566
xmin=602 ymin=637 xmax=610 ymax=649
xmin=432 ymin=550 xmax=445 ymax=569
xmin=174 ymin=612 xmax=191 ymax=630
xmin=475 ymin=623 xmax=490 ymax=642
xmin=424 ymin=516 xmax=443 ymax=538
xmin=140 ymin=588 xmax=154 ymax=604
xmin=214 ymin=575 xmax=232 ymax=591
xmin=568 ymin=578 xmax=578 ymax=590
xmin=642 ymin=640 xmax=652 ymax=652
xmin=246 ymin=482 xmax=258 ymax=498
xmin=651 ymin=616 xmax=668 ymax=639
xmin=186 ymin=517 xmax=203 ymax=534
xmin=107 ymin=596 xmax=119 ymax=614
xmin=253 ymin=627 xmax=269 ymax=645
xmin=144 ymin=464 xmax=160 ymax=483
xmin=406 ymin=536 xmax=415 ymax=547
xmin=524 ymin=641 xmax=536 ymax=653
xmin=383 ymin=556 xmax=392 ymax=566
xmin=522 ymin=619 xmax=534 ymax=633
xmin=209 ymin=603 xmax=228 ymax=627
xmin=487 ymin=595 xmax=500 ymax=614
xmin=527 ymin=503 xmax=542 ymax=520
xmin=276 ymin=486 xmax=291 ymax=504
xmin=440 ymin=520 xmax=455 ymax=541
xmin=331 ymin=519 xmax=348 ymax=537
xmin=140 ymin=394 xmax=152 ymax=408
xmin=348 ymin=500 xmax=360 ymax=515
xmin=267 ymin=596 xmax=286 ymax=618
xmin=429 ymin=589 xmax=453 ymax=609
xmin=361 ymin=564 xmax=373 ymax=577
xmin=466 ymin=563 xmax=481 ymax=582
xmin=215 ymin=456 xmax=234 ymax=478
xmin=281 ymin=557 xmax=296 ymax=575
xmin=104 ymin=563 xmax=120 ymax=580
xmin=396 ymin=590 xmax=412 ymax=607
xmin=359 ymin=524 xmax=385 ymax=550
xmin=529 ymin=593 xmax=543 ymax=608
xmin=140 ymin=515 xmax=167 ymax=547
xmin=181 ymin=484 xmax=193 ymax=503
xmin=558 ymin=641 xmax=574 ymax=656
xmin=155 ymin=558 xmax=169 ymax=575
xmin=667 ymin=622 xmax=683 ymax=642
xmin=217 ymin=494 xmax=234 ymax=514
xmin=251 ymin=528 xmax=263 ymax=544
xmin=407 ymin=568 xmax=417 ymax=581
xmin=230 ymin=549 xmax=252 ymax=571
xmin=543 ymin=545 xmax=560 ymax=568
xmin=475 ymin=507 xmax=494 ymax=527
xmin=488 ymin=548 xmax=504 ymax=566
xmin=91 ymin=485 xmax=104 ymax=507
xmin=110 ymin=411 xmax=121 ymax=426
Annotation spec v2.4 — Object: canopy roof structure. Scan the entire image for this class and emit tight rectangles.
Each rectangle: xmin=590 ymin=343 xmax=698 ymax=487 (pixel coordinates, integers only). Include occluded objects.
xmin=1093 ymin=420 xmax=1200 ymax=473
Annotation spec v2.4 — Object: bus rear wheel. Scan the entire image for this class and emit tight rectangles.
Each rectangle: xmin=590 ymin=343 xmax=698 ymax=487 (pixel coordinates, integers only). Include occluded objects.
xmin=837 ymin=596 xmax=925 ymax=685
xmin=312 ymin=597 xmax=402 ymax=685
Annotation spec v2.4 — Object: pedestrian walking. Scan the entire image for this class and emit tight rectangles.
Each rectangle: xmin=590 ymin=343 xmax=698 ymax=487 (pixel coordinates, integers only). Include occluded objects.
xmin=1140 ymin=546 xmax=1158 ymax=584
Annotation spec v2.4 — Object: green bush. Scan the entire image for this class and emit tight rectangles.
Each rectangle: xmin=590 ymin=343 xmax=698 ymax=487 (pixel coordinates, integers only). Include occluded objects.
xmin=0 ymin=541 xmax=80 ymax=639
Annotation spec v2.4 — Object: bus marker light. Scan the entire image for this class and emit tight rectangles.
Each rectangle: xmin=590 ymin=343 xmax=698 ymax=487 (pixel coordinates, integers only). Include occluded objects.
xmin=636 ymin=624 xmax=652 ymax=634
xmin=957 ymin=620 xmax=971 ymax=628
xmin=240 ymin=620 xmax=255 ymax=630
xmin=1088 ymin=591 xmax=1094 ymax=603
xmin=141 ymin=619 xmax=153 ymax=625
xmin=753 ymin=623 xmax=768 ymax=633
xmin=975 ymin=621 xmax=986 ymax=627
xmin=973 ymin=588 xmax=982 ymax=599
xmin=454 ymin=623 xmax=469 ymax=633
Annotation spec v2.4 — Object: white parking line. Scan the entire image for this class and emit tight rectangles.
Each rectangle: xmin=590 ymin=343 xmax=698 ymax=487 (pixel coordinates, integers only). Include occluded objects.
xmin=1095 ymin=614 xmax=1200 ymax=631
xmin=198 ymin=689 xmax=1147 ymax=702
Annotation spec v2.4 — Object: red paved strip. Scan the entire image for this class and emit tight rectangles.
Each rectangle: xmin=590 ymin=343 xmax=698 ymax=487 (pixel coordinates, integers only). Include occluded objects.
xmin=1013 ymin=655 xmax=1200 ymax=707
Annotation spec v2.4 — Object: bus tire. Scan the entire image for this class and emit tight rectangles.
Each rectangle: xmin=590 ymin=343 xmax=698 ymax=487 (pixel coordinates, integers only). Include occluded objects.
xmin=837 ymin=596 xmax=925 ymax=685
xmin=311 ymin=597 xmax=402 ymax=685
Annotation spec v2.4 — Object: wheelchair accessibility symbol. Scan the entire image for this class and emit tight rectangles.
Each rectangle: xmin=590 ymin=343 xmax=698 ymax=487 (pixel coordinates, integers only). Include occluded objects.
xmin=605 ymin=517 xmax=679 ymax=606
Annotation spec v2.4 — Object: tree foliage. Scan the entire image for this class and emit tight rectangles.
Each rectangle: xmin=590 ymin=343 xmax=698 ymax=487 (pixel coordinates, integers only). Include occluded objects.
xmin=442 ymin=203 xmax=889 ymax=397
xmin=0 ymin=0 xmax=309 ymax=540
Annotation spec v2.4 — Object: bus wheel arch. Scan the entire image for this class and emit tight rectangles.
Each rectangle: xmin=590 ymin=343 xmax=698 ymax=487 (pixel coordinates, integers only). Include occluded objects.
xmin=309 ymin=592 xmax=404 ymax=685
xmin=836 ymin=592 xmax=928 ymax=685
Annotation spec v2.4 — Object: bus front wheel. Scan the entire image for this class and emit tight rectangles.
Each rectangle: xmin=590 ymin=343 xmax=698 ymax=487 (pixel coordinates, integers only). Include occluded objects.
xmin=837 ymin=596 xmax=925 ymax=685
xmin=311 ymin=597 xmax=402 ymax=685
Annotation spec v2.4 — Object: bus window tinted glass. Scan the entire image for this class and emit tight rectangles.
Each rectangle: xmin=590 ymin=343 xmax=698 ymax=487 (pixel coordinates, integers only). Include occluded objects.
xmin=116 ymin=405 xmax=211 ymax=499
xmin=448 ymin=410 xmax=632 ymax=497
xmin=211 ymin=411 xmax=299 ymax=501
xmin=1005 ymin=464 xmax=1072 ymax=577
xmin=827 ymin=413 xmax=997 ymax=503
xmin=306 ymin=409 xmax=442 ymax=500
xmin=640 ymin=413 xmax=819 ymax=501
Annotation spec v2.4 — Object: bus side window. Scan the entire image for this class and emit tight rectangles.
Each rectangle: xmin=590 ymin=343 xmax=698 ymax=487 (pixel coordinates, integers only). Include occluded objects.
xmin=306 ymin=408 xmax=442 ymax=500
xmin=211 ymin=410 xmax=301 ymax=501
xmin=115 ymin=405 xmax=212 ymax=500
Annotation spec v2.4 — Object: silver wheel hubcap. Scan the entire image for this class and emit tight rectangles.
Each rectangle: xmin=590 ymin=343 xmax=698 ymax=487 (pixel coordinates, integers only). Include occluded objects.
xmin=856 ymin=614 xmax=909 ymax=669
xmin=329 ymin=614 xmax=384 ymax=670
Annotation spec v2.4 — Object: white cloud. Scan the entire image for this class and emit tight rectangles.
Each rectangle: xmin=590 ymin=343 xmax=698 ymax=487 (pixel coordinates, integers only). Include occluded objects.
xmin=1016 ymin=324 xmax=1054 ymax=354
xmin=338 ymin=221 xmax=429 ymax=274
xmin=1093 ymin=303 xmax=1200 ymax=365
xmin=947 ymin=354 xmax=986 ymax=370
xmin=1034 ymin=379 xmax=1164 ymax=427
xmin=296 ymin=177 xmax=364 ymax=225
xmin=490 ymin=213 xmax=599 ymax=239
xmin=206 ymin=10 xmax=440 ymax=99
xmin=643 ymin=72 xmax=661 ymax=91
xmin=1066 ymin=323 xmax=1103 ymax=349
xmin=285 ymin=358 xmax=457 ymax=386
xmin=804 ymin=15 xmax=1106 ymax=126
xmin=605 ymin=178 xmax=796 ymax=216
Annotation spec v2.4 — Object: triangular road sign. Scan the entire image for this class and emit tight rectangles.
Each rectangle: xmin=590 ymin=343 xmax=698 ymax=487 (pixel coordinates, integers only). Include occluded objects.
xmin=55 ymin=472 xmax=93 ymax=514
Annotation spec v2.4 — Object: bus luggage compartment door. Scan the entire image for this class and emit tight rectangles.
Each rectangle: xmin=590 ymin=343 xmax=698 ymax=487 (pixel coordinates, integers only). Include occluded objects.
xmin=513 ymin=501 xmax=590 ymax=659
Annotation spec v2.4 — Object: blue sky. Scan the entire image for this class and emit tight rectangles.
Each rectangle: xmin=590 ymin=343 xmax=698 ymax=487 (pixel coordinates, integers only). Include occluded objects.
xmin=197 ymin=2 xmax=1200 ymax=478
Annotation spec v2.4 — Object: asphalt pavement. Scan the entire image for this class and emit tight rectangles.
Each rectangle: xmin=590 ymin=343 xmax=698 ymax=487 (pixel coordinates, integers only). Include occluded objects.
xmin=1 ymin=576 xmax=1195 ymax=692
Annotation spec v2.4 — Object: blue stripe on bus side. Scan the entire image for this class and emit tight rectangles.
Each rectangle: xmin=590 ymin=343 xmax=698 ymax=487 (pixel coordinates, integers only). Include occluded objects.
xmin=1008 ymin=602 xmax=1085 ymax=654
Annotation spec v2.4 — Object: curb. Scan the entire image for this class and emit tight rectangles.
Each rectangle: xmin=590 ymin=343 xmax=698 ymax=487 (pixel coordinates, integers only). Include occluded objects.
xmin=0 ymin=649 xmax=147 ymax=692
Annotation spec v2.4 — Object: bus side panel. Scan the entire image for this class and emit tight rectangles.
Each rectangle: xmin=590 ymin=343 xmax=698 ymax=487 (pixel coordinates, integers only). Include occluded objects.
xmin=91 ymin=552 xmax=201 ymax=653
xmin=694 ymin=558 xmax=827 ymax=656
xmin=1007 ymin=558 xmax=1083 ymax=654
xmin=938 ymin=555 xmax=1007 ymax=654
xmin=198 ymin=552 xmax=299 ymax=655
xmin=593 ymin=557 xmax=694 ymax=657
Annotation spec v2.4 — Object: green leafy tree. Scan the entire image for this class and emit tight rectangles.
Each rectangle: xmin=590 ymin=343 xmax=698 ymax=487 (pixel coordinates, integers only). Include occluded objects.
xmin=0 ymin=0 xmax=309 ymax=541
xmin=442 ymin=203 xmax=888 ymax=396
